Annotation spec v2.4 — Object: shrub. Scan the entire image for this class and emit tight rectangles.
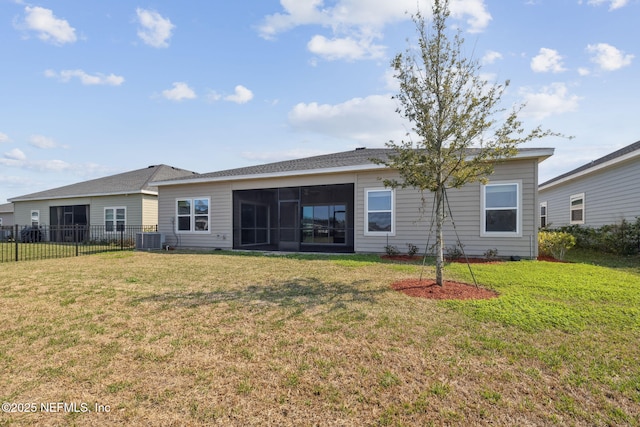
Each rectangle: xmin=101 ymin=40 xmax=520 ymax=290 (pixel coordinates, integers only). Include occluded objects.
xmin=406 ymin=243 xmax=419 ymax=257
xmin=538 ymin=231 xmax=576 ymax=260
xmin=483 ymin=248 xmax=499 ymax=260
xmin=557 ymin=217 xmax=640 ymax=255
xmin=445 ymin=243 xmax=464 ymax=260
xmin=385 ymin=245 xmax=400 ymax=256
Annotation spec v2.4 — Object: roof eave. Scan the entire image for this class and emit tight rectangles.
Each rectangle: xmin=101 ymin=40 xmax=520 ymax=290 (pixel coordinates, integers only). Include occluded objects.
xmin=9 ymin=189 xmax=157 ymax=203
xmin=539 ymin=148 xmax=640 ymax=191
xmin=152 ymin=148 xmax=555 ymax=187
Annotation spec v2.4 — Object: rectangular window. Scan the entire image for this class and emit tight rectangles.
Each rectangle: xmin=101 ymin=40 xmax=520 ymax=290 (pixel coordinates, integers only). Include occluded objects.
xmin=481 ymin=182 xmax=520 ymax=237
xmin=31 ymin=210 xmax=40 ymax=227
xmin=365 ymin=189 xmax=394 ymax=235
xmin=570 ymin=193 xmax=585 ymax=224
xmin=540 ymin=201 xmax=547 ymax=229
xmin=176 ymin=198 xmax=210 ymax=232
xmin=105 ymin=207 xmax=126 ymax=232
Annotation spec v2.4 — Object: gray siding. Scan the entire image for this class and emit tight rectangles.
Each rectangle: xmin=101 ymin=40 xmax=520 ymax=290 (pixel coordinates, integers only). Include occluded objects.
xmin=158 ymin=159 xmax=541 ymax=258
xmin=355 ymin=159 xmax=539 ymax=258
xmin=12 ymin=195 xmax=155 ymax=227
xmin=540 ymin=157 xmax=640 ymax=228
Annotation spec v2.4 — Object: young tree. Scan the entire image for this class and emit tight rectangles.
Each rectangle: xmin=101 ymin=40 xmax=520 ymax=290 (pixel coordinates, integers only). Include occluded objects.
xmin=373 ymin=0 xmax=562 ymax=286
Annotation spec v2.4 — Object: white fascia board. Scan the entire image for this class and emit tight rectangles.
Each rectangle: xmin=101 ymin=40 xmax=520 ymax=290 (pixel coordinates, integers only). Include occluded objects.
xmin=539 ymin=149 xmax=639 ymax=191
xmin=9 ymin=190 xmax=157 ymax=203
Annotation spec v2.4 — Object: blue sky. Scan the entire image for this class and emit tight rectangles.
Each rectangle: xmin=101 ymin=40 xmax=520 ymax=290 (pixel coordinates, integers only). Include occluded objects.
xmin=1 ymin=0 xmax=638 ymax=203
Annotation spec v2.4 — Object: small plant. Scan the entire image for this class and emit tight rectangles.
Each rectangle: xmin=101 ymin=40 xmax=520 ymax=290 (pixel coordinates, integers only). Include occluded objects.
xmin=445 ymin=243 xmax=464 ymax=260
xmin=406 ymin=243 xmax=419 ymax=257
xmin=538 ymin=231 xmax=576 ymax=260
xmin=484 ymin=248 xmax=499 ymax=260
xmin=384 ymin=245 xmax=400 ymax=256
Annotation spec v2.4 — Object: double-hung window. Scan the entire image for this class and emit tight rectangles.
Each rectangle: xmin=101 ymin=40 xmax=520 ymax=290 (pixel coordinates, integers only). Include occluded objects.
xmin=540 ymin=201 xmax=548 ymax=229
xmin=31 ymin=210 xmax=40 ymax=227
xmin=365 ymin=189 xmax=394 ymax=235
xmin=105 ymin=207 xmax=126 ymax=232
xmin=570 ymin=193 xmax=585 ymax=224
xmin=481 ymin=182 xmax=521 ymax=237
xmin=177 ymin=198 xmax=210 ymax=232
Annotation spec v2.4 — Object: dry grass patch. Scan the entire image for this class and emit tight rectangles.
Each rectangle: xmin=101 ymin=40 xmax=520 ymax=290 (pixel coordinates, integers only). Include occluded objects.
xmin=0 ymin=251 xmax=638 ymax=426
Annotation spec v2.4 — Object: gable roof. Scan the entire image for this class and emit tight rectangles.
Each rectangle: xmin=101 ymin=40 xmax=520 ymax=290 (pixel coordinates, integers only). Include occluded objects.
xmin=539 ymin=140 xmax=640 ymax=190
xmin=153 ymin=147 xmax=554 ymax=186
xmin=9 ymin=165 xmax=197 ymax=202
xmin=0 ymin=203 xmax=13 ymax=214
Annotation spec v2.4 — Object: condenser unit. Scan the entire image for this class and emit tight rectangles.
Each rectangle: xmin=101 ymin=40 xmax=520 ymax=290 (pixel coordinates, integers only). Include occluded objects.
xmin=136 ymin=232 xmax=164 ymax=250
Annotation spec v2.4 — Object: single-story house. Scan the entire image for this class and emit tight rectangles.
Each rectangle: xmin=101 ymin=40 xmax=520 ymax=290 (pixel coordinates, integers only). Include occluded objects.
xmin=539 ymin=140 xmax=640 ymax=228
xmin=152 ymin=147 xmax=554 ymax=258
xmin=8 ymin=165 xmax=195 ymax=241
xmin=0 ymin=202 xmax=14 ymax=227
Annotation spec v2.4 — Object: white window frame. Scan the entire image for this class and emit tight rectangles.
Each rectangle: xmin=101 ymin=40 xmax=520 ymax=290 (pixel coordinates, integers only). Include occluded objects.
xmin=176 ymin=197 xmax=210 ymax=233
xmin=540 ymin=201 xmax=548 ymax=229
xmin=480 ymin=181 xmax=522 ymax=238
xmin=364 ymin=188 xmax=395 ymax=236
xmin=31 ymin=210 xmax=40 ymax=227
xmin=570 ymin=193 xmax=585 ymax=225
xmin=105 ymin=207 xmax=126 ymax=233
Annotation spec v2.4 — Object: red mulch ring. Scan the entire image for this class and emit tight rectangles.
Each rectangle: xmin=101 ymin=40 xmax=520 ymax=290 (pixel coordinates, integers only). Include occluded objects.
xmin=391 ymin=278 xmax=499 ymax=300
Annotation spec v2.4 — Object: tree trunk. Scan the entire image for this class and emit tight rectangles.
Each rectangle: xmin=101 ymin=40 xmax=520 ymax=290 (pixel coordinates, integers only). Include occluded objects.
xmin=435 ymin=184 xmax=445 ymax=286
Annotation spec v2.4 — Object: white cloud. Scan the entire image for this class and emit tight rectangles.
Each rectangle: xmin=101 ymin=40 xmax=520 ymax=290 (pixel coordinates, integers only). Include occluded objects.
xmin=586 ymin=43 xmax=634 ymax=71
xmin=258 ymin=0 xmax=491 ymax=61
xmin=21 ymin=6 xmax=77 ymax=45
xmin=4 ymin=148 xmax=26 ymax=161
xmin=0 ymin=133 xmax=9 ymax=143
xmin=531 ymin=48 xmax=566 ymax=73
xmin=44 ymin=69 xmax=125 ymax=86
xmin=308 ymin=34 xmax=385 ymax=61
xmin=224 ymin=85 xmax=254 ymax=104
xmin=578 ymin=67 xmax=591 ymax=76
xmin=288 ymin=94 xmax=408 ymax=145
xmin=162 ymin=82 xmax=197 ymax=101
xmin=136 ymin=8 xmax=174 ymax=48
xmin=586 ymin=0 xmax=629 ymax=10
xmin=519 ymin=83 xmax=581 ymax=120
xmin=481 ymin=50 xmax=502 ymax=65
xmin=29 ymin=134 xmax=68 ymax=149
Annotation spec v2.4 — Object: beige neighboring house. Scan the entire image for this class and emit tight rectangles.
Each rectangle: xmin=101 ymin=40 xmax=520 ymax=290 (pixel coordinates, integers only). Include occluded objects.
xmin=152 ymin=147 xmax=554 ymax=259
xmin=9 ymin=165 xmax=195 ymax=241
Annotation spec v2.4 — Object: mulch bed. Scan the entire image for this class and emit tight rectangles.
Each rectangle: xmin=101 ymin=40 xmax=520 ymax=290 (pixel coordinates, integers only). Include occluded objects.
xmin=391 ymin=278 xmax=499 ymax=300
xmin=387 ymin=254 xmax=567 ymax=300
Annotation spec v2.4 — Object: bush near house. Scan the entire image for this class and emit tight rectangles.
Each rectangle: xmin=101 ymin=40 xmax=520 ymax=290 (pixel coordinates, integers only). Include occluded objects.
xmin=554 ymin=217 xmax=640 ymax=256
xmin=538 ymin=231 xmax=576 ymax=261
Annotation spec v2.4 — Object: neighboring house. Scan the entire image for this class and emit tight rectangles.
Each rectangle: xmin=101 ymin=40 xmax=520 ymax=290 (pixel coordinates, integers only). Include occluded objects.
xmin=0 ymin=202 xmax=14 ymax=227
xmin=153 ymin=147 xmax=554 ymax=258
xmin=539 ymin=140 xmax=640 ymax=228
xmin=8 ymin=165 xmax=195 ymax=241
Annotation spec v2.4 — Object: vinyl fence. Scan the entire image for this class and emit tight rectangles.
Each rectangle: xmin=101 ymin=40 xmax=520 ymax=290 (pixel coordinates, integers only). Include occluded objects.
xmin=0 ymin=224 xmax=158 ymax=263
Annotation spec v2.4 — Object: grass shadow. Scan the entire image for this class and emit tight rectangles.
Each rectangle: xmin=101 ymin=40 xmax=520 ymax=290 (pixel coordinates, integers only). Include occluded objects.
xmin=132 ymin=277 xmax=386 ymax=313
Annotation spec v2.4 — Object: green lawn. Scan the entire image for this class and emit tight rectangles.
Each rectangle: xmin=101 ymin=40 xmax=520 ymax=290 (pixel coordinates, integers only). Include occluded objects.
xmin=0 ymin=250 xmax=638 ymax=426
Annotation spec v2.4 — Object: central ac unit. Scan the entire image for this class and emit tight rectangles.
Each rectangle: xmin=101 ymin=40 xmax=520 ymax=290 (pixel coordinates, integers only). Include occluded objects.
xmin=136 ymin=232 xmax=164 ymax=250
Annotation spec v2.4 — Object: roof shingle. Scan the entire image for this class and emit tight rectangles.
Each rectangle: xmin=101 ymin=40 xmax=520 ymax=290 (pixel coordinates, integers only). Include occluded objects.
xmin=9 ymin=165 xmax=196 ymax=202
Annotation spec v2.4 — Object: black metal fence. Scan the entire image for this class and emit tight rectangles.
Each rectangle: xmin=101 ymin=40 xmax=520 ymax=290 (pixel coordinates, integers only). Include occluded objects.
xmin=0 ymin=224 xmax=158 ymax=263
